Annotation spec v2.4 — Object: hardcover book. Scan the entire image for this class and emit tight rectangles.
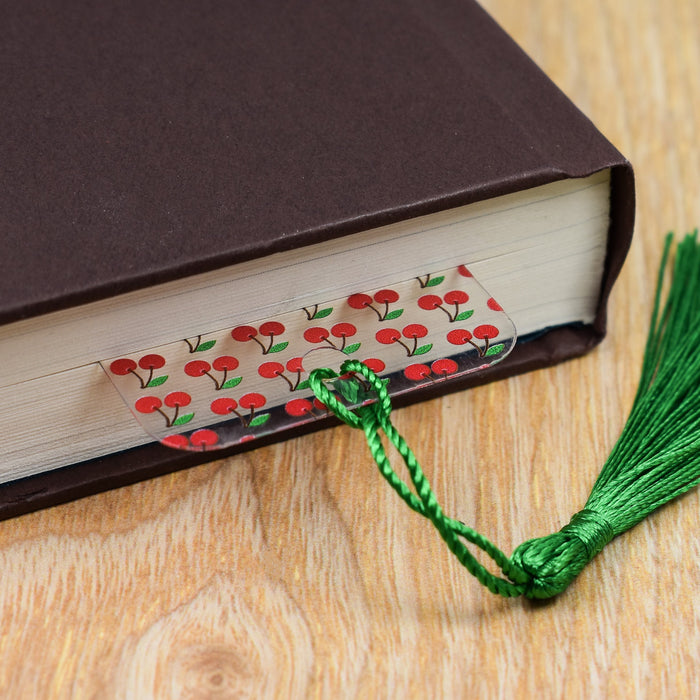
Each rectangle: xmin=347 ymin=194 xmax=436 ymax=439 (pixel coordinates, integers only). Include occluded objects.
xmin=0 ymin=0 xmax=634 ymax=518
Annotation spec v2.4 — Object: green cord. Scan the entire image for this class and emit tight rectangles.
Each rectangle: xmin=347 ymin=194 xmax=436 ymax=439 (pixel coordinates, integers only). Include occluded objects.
xmin=309 ymin=231 xmax=700 ymax=599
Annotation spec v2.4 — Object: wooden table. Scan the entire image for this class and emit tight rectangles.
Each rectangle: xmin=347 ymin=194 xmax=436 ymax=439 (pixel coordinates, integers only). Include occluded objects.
xmin=3 ymin=1 xmax=699 ymax=696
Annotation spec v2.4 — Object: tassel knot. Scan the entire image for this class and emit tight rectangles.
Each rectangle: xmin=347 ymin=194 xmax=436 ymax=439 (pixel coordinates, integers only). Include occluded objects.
xmin=510 ymin=509 xmax=615 ymax=598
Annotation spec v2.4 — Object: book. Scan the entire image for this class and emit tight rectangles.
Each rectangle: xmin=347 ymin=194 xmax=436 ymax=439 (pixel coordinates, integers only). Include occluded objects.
xmin=0 ymin=0 xmax=634 ymax=518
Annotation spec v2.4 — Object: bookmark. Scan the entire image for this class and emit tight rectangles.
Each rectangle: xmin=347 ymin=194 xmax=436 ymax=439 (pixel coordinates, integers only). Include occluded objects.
xmin=103 ymin=233 xmax=700 ymax=599
xmin=101 ymin=265 xmax=516 ymax=450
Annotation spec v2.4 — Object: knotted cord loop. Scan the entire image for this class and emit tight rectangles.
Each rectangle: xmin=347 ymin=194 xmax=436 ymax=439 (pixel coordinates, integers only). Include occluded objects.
xmin=309 ymin=359 xmax=533 ymax=598
xmin=309 ymin=361 xmax=625 ymax=599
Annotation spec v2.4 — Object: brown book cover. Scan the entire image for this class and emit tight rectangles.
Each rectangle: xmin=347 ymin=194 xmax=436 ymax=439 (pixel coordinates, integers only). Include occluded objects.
xmin=0 ymin=0 xmax=634 ymax=518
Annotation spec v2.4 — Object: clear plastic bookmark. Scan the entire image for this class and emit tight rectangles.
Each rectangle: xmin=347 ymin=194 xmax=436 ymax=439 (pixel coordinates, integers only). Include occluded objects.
xmin=100 ymin=265 xmax=516 ymax=451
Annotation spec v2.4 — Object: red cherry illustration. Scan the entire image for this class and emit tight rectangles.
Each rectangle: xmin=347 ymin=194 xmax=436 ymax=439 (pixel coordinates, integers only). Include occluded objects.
xmin=232 ymin=323 xmax=283 ymax=354
xmin=473 ymin=324 xmax=499 ymax=339
xmin=110 ymin=358 xmax=137 ymax=375
xmin=457 ymin=265 xmax=472 ymax=277
xmin=418 ymin=294 xmax=442 ymax=310
xmin=347 ymin=293 xmax=373 ymax=309
xmin=184 ymin=360 xmax=211 ymax=377
xmin=402 ymin=323 xmax=428 ymax=339
xmin=190 ymin=429 xmax=219 ymax=448
xmin=373 ymin=289 xmax=399 ymax=304
xmin=164 ymin=391 xmax=191 ymax=408
xmin=259 ymin=321 xmax=285 ymax=337
xmin=134 ymin=396 xmax=162 ymax=413
xmin=362 ymin=358 xmax=386 ymax=373
xmin=231 ymin=325 xmax=258 ymax=342
xmin=447 ymin=329 xmax=473 ymax=345
xmin=212 ymin=355 xmax=239 ymax=372
xmin=258 ymin=361 xmax=285 ymax=379
xmin=473 ymin=324 xmax=500 ymax=354
xmin=374 ymin=328 xmax=401 ymax=345
xmin=431 ymin=358 xmax=458 ymax=376
xmin=239 ymin=393 xmax=266 ymax=410
xmin=304 ymin=327 xmax=331 ymax=343
xmin=286 ymin=357 xmax=304 ymax=372
xmin=313 ymin=397 xmax=327 ymax=411
xmin=349 ymin=290 xmax=399 ymax=320
xmin=375 ymin=327 xmax=420 ymax=356
xmin=239 ymin=435 xmax=256 ymax=444
xmin=211 ymin=397 xmax=238 ymax=415
xmin=331 ymin=322 xmax=357 ymax=338
xmin=114 ymin=353 xmax=167 ymax=388
xmin=444 ymin=290 xmax=469 ymax=305
xmin=139 ymin=354 xmax=166 ymax=370
xmin=404 ymin=363 xmax=431 ymax=381
xmin=487 ymin=298 xmax=503 ymax=312
xmin=162 ymin=434 xmax=189 ymax=449
xmin=375 ymin=328 xmax=401 ymax=344
xmin=285 ymin=398 xmax=314 ymax=416
xmin=185 ymin=357 xmax=236 ymax=390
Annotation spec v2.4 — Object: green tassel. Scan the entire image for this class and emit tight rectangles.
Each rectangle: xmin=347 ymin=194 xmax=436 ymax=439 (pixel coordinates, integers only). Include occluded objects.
xmin=309 ymin=231 xmax=700 ymax=599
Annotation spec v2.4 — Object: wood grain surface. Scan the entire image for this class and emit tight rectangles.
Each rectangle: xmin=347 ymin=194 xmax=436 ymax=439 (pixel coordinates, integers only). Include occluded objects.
xmin=2 ymin=1 xmax=700 ymax=697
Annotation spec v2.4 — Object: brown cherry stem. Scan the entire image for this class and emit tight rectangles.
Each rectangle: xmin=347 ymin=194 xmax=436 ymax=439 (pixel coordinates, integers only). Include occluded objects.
xmin=280 ymin=373 xmax=295 ymax=391
xmin=252 ymin=336 xmax=268 ymax=353
xmin=467 ymin=339 xmax=484 ymax=357
xmin=437 ymin=304 xmax=454 ymax=321
xmin=129 ymin=368 xmax=146 ymax=389
xmin=367 ymin=304 xmax=383 ymax=321
xmin=155 ymin=407 xmax=172 ymax=427
xmin=205 ymin=371 xmax=221 ymax=390
xmin=395 ymin=338 xmax=412 ymax=356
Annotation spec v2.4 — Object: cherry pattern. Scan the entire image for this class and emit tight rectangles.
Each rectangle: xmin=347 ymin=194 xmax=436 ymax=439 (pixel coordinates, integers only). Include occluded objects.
xmin=375 ymin=324 xmax=432 ymax=357
xmin=303 ymin=323 xmax=361 ymax=354
xmin=162 ymin=429 xmax=220 ymax=450
xmin=302 ymin=304 xmax=333 ymax=321
xmin=284 ymin=397 xmax=328 ymax=417
xmin=404 ymin=358 xmax=459 ymax=382
xmin=418 ymin=290 xmax=473 ymax=322
xmin=103 ymin=263 xmax=514 ymax=452
xmin=109 ymin=354 xmax=168 ymax=388
xmin=184 ymin=355 xmax=242 ymax=390
xmin=258 ymin=357 xmax=308 ymax=391
xmin=134 ymin=391 xmax=193 ymax=427
xmin=231 ymin=322 xmax=289 ymax=355
xmin=447 ymin=324 xmax=503 ymax=357
xmin=183 ymin=335 xmax=217 ymax=353
xmin=210 ymin=393 xmax=270 ymax=428
xmin=415 ymin=273 xmax=445 ymax=289
xmin=347 ymin=289 xmax=403 ymax=322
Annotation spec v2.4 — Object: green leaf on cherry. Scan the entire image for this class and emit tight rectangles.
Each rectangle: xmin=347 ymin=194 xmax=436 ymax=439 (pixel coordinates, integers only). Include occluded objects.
xmin=147 ymin=375 xmax=168 ymax=387
xmin=315 ymin=307 xmax=333 ymax=319
xmin=249 ymin=413 xmax=271 ymax=427
xmin=455 ymin=309 xmax=474 ymax=322
xmin=221 ymin=376 xmax=242 ymax=389
xmin=485 ymin=343 xmax=505 ymax=356
xmin=268 ymin=341 xmax=289 ymax=354
xmin=413 ymin=343 xmax=433 ymax=356
xmin=195 ymin=340 xmax=216 ymax=352
xmin=295 ymin=379 xmax=311 ymax=391
xmin=385 ymin=309 xmax=404 ymax=320
xmin=173 ymin=412 xmax=194 ymax=426
xmin=343 ymin=342 xmax=362 ymax=355
xmin=425 ymin=275 xmax=445 ymax=287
